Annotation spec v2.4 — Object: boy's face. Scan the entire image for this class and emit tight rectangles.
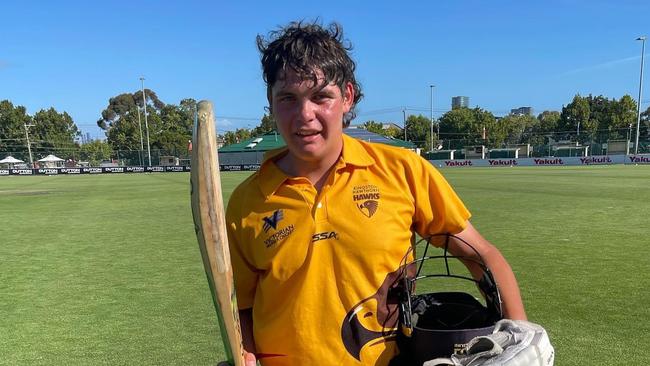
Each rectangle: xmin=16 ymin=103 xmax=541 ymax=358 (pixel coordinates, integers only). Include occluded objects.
xmin=270 ymin=68 xmax=353 ymax=168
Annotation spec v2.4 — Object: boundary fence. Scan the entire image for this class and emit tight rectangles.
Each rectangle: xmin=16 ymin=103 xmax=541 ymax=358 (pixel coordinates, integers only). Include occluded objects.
xmin=2 ymin=154 xmax=649 ymax=176
xmin=430 ymin=154 xmax=650 ymax=168
xmin=0 ymin=164 xmax=260 ymax=176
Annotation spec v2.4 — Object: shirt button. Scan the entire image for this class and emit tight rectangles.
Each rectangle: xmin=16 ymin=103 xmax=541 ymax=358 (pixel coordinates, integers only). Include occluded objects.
xmin=317 ymin=202 xmax=323 ymax=209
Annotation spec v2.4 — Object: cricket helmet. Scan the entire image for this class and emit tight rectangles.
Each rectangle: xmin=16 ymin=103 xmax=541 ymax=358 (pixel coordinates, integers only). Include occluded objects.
xmin=395 ymin=234 xmax=503 ymax=365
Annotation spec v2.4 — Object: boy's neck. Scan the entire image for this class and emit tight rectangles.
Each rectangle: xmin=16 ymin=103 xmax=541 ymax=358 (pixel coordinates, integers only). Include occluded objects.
xmin=276 ymin=152 xmax=340 ymax=192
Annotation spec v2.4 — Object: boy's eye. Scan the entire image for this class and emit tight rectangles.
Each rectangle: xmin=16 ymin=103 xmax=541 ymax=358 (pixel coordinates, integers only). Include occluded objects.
xmin=278 ymin=95 xmax=295 ymax=102
xmin=314 ymin=94 xmax=331 ymax=101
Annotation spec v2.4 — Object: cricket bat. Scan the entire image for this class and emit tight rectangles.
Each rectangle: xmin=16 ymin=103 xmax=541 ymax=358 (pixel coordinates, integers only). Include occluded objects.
xmin=190 ymin=100 xmax=246 ymax=366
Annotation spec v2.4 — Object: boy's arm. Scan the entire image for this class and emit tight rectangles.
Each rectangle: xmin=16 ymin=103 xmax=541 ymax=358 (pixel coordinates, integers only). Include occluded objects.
xmin=446 ymin=221 xmax=527 ymax=320
xmin=218 ymin=310 xmax=256 ymax=366
xmin=239 ymin=309 xmax=256 ymax=354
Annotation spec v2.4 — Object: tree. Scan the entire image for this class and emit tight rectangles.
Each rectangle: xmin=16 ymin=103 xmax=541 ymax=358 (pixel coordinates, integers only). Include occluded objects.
xmin=641 ymin=106 xmax=650 ymax=137
xmin=252 ymin=114 xmax=276 ymax=136
xmin=79 ymin=140 xmax=113 ymax=166
xmin=0 ymin=100 xmax=32 ymax=160
xmin=235 ymin=128 xmax=252 ymax=142
xmin=223 ymin=131 xmax=238 ymax=146
xmin=222 ymin=128 xmax=253 ymax=146
xmin=384 ymin=125 xmax=403 ymax=139
xmin=438 ymin=107 xmax=497 ymax=148
xmin=473 ymin=108 xmax=498 ymax=147
xmin=439 ymin=108 xmax=475 ymax=140
xmin=31 ymin=108 xmax=80 ymax=159
xmin=533 ymin=111 xmax=561 ymax=145
xmin=97 ymin=90 xmax=164 ymax=130
xmin=559 ymin=94 xmax=594 ymax=141
xmin=405 ymin=114 xmax=432 ymax=149
xmin=98 ymin=91 xmax=200 ymax=156
xmin=105 ymin=109 xmax=146 ymax=151
xmin=536 ymin=111 xmax=561 ymax=133
xmin=495 ymin=114 xmax=538 ymax=146
xmin=97 ymin=89 xmax=165 ymax=142
xmin=361 ymin=120 xmax=384 ymax=135
xmin=609 ymin=95 xmax=637 ymax=138
xmin=157 ymin=101 xmax=194 ymax=154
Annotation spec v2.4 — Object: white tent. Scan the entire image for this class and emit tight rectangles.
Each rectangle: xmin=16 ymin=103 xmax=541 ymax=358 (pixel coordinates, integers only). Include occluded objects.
xmin=0 ymin=156 xmax=25 ymax=168
xmin=37 ymin=154 xmax=65 ymax=168
xmin=0 ymin=156 xmax=24 ymax=164
xmin=38 ymin=154 xmax=64 ymax=162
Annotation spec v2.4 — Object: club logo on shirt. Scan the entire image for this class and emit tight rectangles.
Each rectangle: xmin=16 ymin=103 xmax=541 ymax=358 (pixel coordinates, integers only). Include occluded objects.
xmin=341 ymin=263 xmax=415 ymax=361
xmin=352 ymin=184 xmax=380 ymax=218
xmin=262 ymin=209 xmax=294 ymax=248
xmin=262 ymin=209 xmax=284 ymax=233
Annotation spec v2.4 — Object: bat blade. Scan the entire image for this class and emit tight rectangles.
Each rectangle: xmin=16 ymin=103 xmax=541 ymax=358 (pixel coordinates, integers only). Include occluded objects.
xmin=190 ymin=100 xmax=245 ymax=366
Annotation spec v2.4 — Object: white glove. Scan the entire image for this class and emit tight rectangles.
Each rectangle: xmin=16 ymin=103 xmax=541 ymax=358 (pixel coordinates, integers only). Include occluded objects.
xmin=424 ymin=319 xmax=554 ymax=366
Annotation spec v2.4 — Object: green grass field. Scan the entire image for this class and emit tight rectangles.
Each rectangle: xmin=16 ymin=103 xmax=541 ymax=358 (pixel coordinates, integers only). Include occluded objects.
xmin=1 ymin=166 xmax=649 ymax=365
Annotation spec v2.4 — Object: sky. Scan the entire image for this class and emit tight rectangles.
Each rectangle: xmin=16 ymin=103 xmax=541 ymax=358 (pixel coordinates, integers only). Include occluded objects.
xmin=1 ymin=0 xmax=649 ymax=139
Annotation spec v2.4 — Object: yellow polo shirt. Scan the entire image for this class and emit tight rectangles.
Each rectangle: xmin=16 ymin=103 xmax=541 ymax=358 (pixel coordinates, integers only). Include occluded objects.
xmin=226 ymin=134 xmax=470 ymax=366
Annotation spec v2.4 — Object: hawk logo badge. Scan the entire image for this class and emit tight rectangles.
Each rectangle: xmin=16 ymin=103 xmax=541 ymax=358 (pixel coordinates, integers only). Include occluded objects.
xmin=352 ymin=185 xmax=380 ymax=218
xmin=357 ymin=201 xmax=378 ymax=218
xmin=262 ymin=209 xmax=284 ymax=232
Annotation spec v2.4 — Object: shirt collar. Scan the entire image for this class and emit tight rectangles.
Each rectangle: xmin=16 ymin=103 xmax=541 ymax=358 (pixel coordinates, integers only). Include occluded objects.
xmin=257 ymin=133 xmax=376 ymax=196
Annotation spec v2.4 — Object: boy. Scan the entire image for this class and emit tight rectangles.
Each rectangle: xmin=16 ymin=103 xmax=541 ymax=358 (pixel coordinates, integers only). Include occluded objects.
xmin=225 ymin=21 xmax=526 ymax=366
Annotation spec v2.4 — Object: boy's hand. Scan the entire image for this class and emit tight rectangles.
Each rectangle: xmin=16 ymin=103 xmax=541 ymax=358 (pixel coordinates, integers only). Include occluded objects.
xmin=217 ymin=352 xmax=257 ymax=366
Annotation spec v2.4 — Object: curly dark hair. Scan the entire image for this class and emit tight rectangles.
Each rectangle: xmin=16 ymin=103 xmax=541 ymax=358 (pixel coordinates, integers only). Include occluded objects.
xmin=256 ymin=20 xmax=363 ymax=127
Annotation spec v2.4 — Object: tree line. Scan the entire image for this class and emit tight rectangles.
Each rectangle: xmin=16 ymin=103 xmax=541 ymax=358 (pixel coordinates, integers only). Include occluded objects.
xmin=364 ymin=94 xmax=650 ymax=151
xmin=2 ymin=92 xmax=649 ymax=166
xmin=1 ymin=89 xmax=281 ymax=166
xmin=1 ymin=90 xmax=199 ymax=165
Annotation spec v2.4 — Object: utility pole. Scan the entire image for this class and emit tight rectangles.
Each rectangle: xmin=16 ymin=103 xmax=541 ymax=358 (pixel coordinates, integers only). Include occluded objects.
xmin=136 ymin=104 xmax=144 ymax=166
xmin=23 ymin=123 xmax=34 ymax=168
xmin=402 ymin=108 xmax=407 ymax=141
xmin=140 ymin=77 xmax=152 ymax=166
xmin=429 ymin=85 xmax=435 ymax=151
xmin=635 ymin=36 xmax=646 ymax=155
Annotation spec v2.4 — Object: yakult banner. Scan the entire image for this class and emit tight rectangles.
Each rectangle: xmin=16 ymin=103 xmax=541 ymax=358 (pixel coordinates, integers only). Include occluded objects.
xmin=431 ymin=154 xmax=650 ymax=168
xmin=627 ymin=155 xmax=650 ymax=164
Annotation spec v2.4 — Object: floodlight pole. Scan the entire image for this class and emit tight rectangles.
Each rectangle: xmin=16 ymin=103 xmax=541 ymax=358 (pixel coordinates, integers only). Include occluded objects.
xmin=140 ymin=77 xmax=152 ymax=166
xmin=430 ymin=85 xmax=435 ymax=151
xmin=635 ymin=36 xmax=646 ymax=155
xmin=136 ymin=104 xmax=144 ymax=166
xmin=23 ymin=122 xmax=34 ymax=168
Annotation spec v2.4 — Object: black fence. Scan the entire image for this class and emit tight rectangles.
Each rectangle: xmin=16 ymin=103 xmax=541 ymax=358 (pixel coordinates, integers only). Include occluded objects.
xmin=0 ymin=164 xmax=261 ymax=176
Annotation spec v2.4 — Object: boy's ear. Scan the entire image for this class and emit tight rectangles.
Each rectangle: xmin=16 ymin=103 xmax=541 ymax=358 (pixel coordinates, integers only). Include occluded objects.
xmin=266 ymin=88 xmax=274 ymax=114
xmin=343 ymin=82 xmax=354 ymax=109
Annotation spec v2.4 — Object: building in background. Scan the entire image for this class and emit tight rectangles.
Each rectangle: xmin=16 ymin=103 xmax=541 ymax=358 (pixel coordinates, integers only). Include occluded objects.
xmin=451 ymin=96 xmax=470 ymax=109
xmin=510 ymin=106 xmax=533 ymax=116
xmin=218 ymin=130 xmax=416 ymax=165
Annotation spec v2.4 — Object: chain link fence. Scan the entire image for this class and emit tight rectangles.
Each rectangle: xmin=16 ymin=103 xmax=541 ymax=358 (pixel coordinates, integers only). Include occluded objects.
xmin=0 ymin=147 xmax=191 ymax=168
xmin=2 ymin=129 xmax=649 ymax=168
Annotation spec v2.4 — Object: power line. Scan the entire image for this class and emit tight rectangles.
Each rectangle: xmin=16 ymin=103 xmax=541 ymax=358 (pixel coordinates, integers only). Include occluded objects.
xmin=215 ymin=115 xmax=262 ymax=122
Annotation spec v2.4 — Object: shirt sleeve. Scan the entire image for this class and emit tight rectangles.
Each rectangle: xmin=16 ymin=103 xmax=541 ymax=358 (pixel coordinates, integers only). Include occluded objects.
xmin=408 ymin=153 xmax=471 ymax=237
xmin=226 ymin=192 xmax=258 ymax=310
